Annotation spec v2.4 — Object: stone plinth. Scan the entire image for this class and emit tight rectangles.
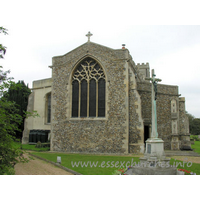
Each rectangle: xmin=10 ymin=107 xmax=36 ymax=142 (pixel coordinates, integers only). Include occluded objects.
xmin=127 ymin=166 xmax=177 ymax=175
xmin=180 ymin=135 xmax=192 ymax=150
xmin=139 ymin=138 xmax=171 ymax=168
xmin=126 ymin=137 xmax=177 ymax=175
xmin=143 ymin=138 xmax=167 ymax=159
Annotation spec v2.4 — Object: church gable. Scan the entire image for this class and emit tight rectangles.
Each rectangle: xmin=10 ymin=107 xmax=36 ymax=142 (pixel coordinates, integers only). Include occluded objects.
xmin=50 ymin=42 xmax=134 ymax=153
xmin=51 ymin=42 xmax=126 ymax=68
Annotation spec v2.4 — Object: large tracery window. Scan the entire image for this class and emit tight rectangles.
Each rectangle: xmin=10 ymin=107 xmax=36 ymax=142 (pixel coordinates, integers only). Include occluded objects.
xmin=72 ymin=58 xmax=105 ymax=118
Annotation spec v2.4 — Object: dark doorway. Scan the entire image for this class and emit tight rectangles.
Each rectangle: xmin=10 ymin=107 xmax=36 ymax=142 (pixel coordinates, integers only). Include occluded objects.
xmin=144 ymin=125 xmax=150 ymax=145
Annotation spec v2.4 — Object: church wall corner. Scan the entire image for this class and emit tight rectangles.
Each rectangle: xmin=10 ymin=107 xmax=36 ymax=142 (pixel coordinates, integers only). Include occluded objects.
xmin=128 ymin=65 xmax=144 ymax=154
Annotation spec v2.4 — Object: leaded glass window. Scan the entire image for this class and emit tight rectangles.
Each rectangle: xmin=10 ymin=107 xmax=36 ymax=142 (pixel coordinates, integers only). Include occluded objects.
xmin=98 ymin=79 xmax=105 ymax=117
xmin=80 ymin=80 xmax=87 ymax=117
xmin=72 ymin=58 xmax=106 ymax=118
xmin=89 ymin=79 xmax=96 ymax=117
xmin=72 ymin=81 xmax=79 ymax=117
xmin=47 ymin=93 xmax=51 ymax=123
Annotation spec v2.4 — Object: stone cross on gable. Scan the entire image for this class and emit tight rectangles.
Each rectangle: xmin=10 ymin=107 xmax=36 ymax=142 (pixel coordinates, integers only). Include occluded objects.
xmin=145 ymin=69 xmax=162 ymax=139
xmin=86 ymin=31 xmax=93 ymax=42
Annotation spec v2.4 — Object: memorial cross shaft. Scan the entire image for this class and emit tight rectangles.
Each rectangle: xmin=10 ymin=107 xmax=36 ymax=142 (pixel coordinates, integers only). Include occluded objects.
xmin=145 ymin=69 xmax=162 ymax=139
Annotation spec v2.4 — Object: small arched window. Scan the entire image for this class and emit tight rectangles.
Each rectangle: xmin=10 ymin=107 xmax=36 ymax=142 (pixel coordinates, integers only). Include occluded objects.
xmin=72 ymin=58 xmax=105 ymax=118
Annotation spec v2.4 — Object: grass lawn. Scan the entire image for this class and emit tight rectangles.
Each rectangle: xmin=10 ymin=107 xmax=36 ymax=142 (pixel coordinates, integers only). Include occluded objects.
xmin=22 ymin=144 xmax=50 ymax=151
xmin=14 ymin=142 xmax=50 ymax=151
xmin=191 ymin=141 xmax=200 ymax=154
xmin=31 ymin=152 xmax=200 ymax=175
xmin=169 ymin=158 xmax=199 ymax=175
xmin=31 ymin=152 xmax=140 ymax=175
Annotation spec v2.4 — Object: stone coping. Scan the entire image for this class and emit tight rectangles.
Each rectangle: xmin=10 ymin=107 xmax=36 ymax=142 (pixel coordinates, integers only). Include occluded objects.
xmin=125 ymin=166 xmax=178 ymax=175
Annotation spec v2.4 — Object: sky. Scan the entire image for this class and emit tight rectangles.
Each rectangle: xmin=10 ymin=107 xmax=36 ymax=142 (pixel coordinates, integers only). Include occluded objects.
xmin=1 ymin=0 xmax=200 ymax=118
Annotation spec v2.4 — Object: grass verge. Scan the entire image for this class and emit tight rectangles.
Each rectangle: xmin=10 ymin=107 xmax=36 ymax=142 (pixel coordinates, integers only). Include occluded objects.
xmin=191 ymin=141 xmax=200 ymax=154
xmin=22 ymin=144 xmax=50 ymax=151
xmin=14 ymin=142 xmax=50 ymax=151
xmin=31 ymin=152 xmax=140 ymax=175
xmin=169 ymin=158 xmax=199 ymax=175
xmin=31 ymin=152 xmax=200 ymax=175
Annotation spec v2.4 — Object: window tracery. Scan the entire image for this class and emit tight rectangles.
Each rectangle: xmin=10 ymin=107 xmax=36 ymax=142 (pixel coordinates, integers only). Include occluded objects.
xmin=72 ymin=58 xmax=105 ymax=118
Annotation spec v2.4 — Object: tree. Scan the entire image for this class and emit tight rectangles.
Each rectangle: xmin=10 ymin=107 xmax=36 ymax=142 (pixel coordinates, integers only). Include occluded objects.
xmin=4 ymin=80 xmax=31 ymax=139
xmin=0 ymin=27 xmax=7 ymax=59
xmin=0 ymin=27 xmax=28 ymax=175
xmin=191 ymin=118 xmax=200 ymax=135
xmin=186 ymin=111 xmax=200 ymax=135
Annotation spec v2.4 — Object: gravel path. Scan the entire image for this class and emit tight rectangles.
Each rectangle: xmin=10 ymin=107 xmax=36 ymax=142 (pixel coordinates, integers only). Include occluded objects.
xmin=14 ymin=154 xmax=73 ymax=175
xmin=171 ymin=156 xmax=200 ymax=164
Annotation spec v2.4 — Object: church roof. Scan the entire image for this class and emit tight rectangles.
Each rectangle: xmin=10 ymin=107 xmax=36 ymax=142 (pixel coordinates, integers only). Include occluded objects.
xmin=52 ymin=41 xmax=126 ymax=60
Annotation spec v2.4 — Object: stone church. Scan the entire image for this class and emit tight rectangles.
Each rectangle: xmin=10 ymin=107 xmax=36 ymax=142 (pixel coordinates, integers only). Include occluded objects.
xmin=22 ymin=33 xmax=191 ymax=154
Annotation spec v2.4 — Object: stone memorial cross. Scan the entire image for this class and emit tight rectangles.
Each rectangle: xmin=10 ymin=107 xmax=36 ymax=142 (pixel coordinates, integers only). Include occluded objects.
xmin=145 ymin=69 xmax=162 ymax=139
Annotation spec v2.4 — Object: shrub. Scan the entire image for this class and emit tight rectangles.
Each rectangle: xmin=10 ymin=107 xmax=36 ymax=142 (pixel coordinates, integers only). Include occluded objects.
xmin=35 ymin=142 xmax=50 ymax=149
xmin=35 ymin=141 xmax=42 ymax=148
xmin=2 ymin=166 xmax=15 ymax=175
xmin=190 ymin=135 xmax=200 ymax=141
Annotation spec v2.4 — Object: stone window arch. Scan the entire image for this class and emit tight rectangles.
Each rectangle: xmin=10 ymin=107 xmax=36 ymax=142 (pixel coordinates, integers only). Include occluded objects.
xmin=71 ymin=57 xmax=106 ymax=118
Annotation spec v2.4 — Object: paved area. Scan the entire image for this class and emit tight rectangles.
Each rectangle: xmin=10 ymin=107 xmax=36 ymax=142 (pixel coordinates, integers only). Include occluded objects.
xmin=14 ymin=154 xmax=73 ymax=175
xmin=165 ymin=150 xmax=200 ymax=157
xmin=170 ymin=156 xmax=200 ymax=164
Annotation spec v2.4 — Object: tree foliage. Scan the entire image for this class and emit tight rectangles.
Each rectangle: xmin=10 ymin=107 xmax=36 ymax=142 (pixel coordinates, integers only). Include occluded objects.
xmin=3 ymin=80 xmax=31 ymax=138
xmin=0 ymin=27 xmax=29 ymax=175
xmin=0 ymin=98 xmax=26 ymax=174
xmin=0 ymin=27 xmax=8 ymax=59
xmin=190 ymin=118 xmax=200 ymax=135
xmin=186 ymin=112 xmax=200 ymax=135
